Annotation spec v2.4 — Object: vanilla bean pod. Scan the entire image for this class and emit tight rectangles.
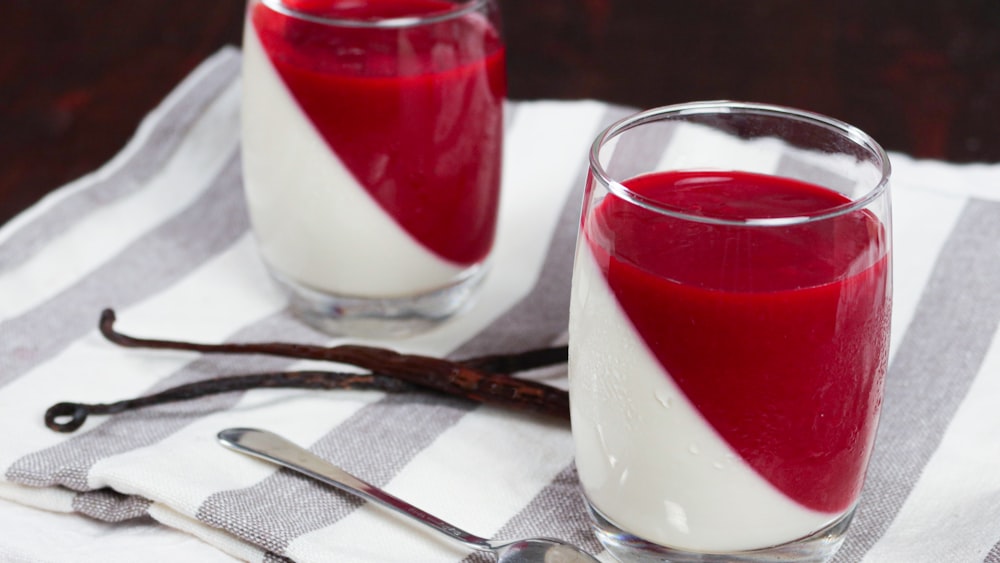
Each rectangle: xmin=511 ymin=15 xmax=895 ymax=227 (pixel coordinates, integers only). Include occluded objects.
xmin=45 ymin=371 xmax=418 ymax=433
xmin=99 ymin=309 xmax=567 ymax=373
xmin=95 ymin=309 xmax=570 ymax=420
xmin=458 ymin=345 xmax=568 ymax=373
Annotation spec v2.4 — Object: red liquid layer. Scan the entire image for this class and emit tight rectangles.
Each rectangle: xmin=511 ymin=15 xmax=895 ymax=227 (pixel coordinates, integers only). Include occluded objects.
xmin=586 ymin=170 xmax=890 ymax=513
xmin=251 ymin=0 xmax=506 ymax=265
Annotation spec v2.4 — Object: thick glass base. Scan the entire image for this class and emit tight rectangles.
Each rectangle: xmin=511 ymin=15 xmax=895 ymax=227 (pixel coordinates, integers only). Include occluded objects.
xmin=268 ymin=264 xmax=487 ymax=338
xmin=588 ymin=501 xmax=854 ymax=563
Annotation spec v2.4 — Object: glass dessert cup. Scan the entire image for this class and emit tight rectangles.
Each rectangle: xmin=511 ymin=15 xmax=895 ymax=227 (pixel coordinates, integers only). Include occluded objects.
xmin=568 ymin=101 xmax=892 ymax=562
xmin=241 ymin=0 xmax=506 ymax=337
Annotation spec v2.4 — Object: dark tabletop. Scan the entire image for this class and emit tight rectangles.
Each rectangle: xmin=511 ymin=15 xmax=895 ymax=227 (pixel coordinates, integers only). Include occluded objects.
xmin=2 ymin=0 xmax=998 ymax=226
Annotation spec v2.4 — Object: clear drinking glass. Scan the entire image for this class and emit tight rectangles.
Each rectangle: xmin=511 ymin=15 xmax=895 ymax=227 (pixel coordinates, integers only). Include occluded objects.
xmin=241 ymin=0 xmax=506 ymax=337
xmin=568 ymin=101 xmax=892 ymax=562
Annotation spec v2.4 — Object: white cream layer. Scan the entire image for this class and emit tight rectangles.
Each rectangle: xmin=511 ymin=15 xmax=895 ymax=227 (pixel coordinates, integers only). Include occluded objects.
xmin=241 ymin=23 xmax=464 ymax=297
xmin=568 ymin=243 xmax=838 ymax=552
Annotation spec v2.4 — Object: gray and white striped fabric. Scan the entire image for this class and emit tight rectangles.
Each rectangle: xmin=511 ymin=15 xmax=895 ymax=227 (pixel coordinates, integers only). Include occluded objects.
xmin=1 ymin=48 xmax=999 ymax=562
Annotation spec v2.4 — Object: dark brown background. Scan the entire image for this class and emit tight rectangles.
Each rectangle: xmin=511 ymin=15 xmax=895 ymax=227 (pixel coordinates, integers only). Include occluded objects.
xmin=2 ymin=0 xmax=998 ymax=226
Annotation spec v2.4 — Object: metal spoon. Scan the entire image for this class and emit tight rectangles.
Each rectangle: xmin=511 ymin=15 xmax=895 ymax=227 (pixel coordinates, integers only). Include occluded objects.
xmin=217 ymin=428 xmax=601 ymax=563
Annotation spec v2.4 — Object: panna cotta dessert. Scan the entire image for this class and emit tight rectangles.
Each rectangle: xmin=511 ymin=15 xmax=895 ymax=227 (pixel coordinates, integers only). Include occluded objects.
xmin=569 ymin=169 xmax=891 ymax=555
xmin=240 ymin=0 xmax=505 ymax=330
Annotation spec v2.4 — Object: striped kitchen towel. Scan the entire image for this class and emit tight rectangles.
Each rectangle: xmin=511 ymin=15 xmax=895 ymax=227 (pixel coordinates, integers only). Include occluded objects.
xmin=1 ymin=47 xmax=999 ymax=563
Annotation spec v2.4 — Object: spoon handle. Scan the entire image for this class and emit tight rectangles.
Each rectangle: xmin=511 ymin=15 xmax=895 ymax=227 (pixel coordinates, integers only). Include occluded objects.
xmin=217 ymin=427 xmax=493 ymax=553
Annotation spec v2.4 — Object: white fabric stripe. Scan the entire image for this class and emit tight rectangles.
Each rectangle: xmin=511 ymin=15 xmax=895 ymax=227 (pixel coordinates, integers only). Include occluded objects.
xmin=0 ymin=48 xmax=240 ymax=248
xmin=649 ymin=125 xmax=970 ymax=366
xmin=0 ymin=99 xmax=607 ymax=560
xmin=1 ymin=41 xmax=997 ymax=562
xmin=327 ymin=100 xmax=610 ymax=359
xmin=0 ymin=50 xmax=239 ymax=281
xmin=174 ymin=101 xmax=607 ymax=558
xmin=149 ymin=503 xmax=265 ymax=563
xmin=887 ymin=152 xmax=982 ymax=363
xmin=0 ymin=235 xmax=278 ymax=473
xmin=886 ymin=184 xmax=967 ymax=361
xmin=654 ymin=121 xmax=784 ymax=175
xmin=273 ymin=101 xmax=608 ymax=562
xmin=862 ymin=323 xmax=1000 ymax=563
xmin=835 ymin=196 xmax=1000 ymax=562
xmin=890 ymin=152 xmax=1000 ymax=202
xmin=0 ymin=481 xmax=75 ymax=513
xmin=0 ymin=496 xmax=236 ymax=563
xmin=87 ymin=388 xmax=383 ymax=519
xmin=101 ymin=233 xmax=282 ymax=344
xmin=0 ymin=80 xmax=241 ymax=321
xmin=285 ymin=408 xmax=574 ymax=562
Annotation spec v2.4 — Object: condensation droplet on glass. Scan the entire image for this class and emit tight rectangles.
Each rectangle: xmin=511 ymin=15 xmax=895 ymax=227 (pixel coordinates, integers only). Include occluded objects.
xmin=654 ymin=389 xmax=672 ymax=409
xmin=688 ymin=443 xmax=700 ymax=455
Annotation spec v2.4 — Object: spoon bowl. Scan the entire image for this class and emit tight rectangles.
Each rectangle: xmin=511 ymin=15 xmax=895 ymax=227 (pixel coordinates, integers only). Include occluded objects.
xmin=217 ymin=427 xmax=600 ymax=563
xmin=495 ymin=539 xmax=602 ymax=563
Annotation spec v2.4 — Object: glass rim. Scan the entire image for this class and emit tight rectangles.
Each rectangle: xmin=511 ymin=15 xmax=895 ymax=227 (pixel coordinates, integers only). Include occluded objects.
xmin=258 ymin=0 xmax=491 ymax=28
xmin=589 ymin=100 xmax=892 ymax=227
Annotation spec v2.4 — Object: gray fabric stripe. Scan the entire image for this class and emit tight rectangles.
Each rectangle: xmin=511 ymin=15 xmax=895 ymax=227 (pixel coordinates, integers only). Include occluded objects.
xmin=451 ymin=104 xmax=634 ymax=358
xmin=71 ymin=489 xmax=153 ymax=523
xmin=5 ymin=311 xmax=323 ymax=490
xmin=453 ymin=105 xmax=644 ymax=561
xmin=603 ymin=112 xmax=674 ymax=182
xmin=460 ymin=464 xmax=602 ymax=563
xmin=835 ymin=198 xmax=1000 ymax=561
xmin=4 ymin=103 xmax=529 ymax=532
xmin=197 ymin=392 xmax=473 ymax=555
xmin=985 ymin=541 xmax=1000 ymax=563
xmin=0 ymin=50 xmax=240 ymax=274
xmin=776 ymin=153 xmax=858 ymax=194
xmin=195 ymin=104 xmax=629 ymax=558
xmin=0 ymin=151 xmax=246 ymax=390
